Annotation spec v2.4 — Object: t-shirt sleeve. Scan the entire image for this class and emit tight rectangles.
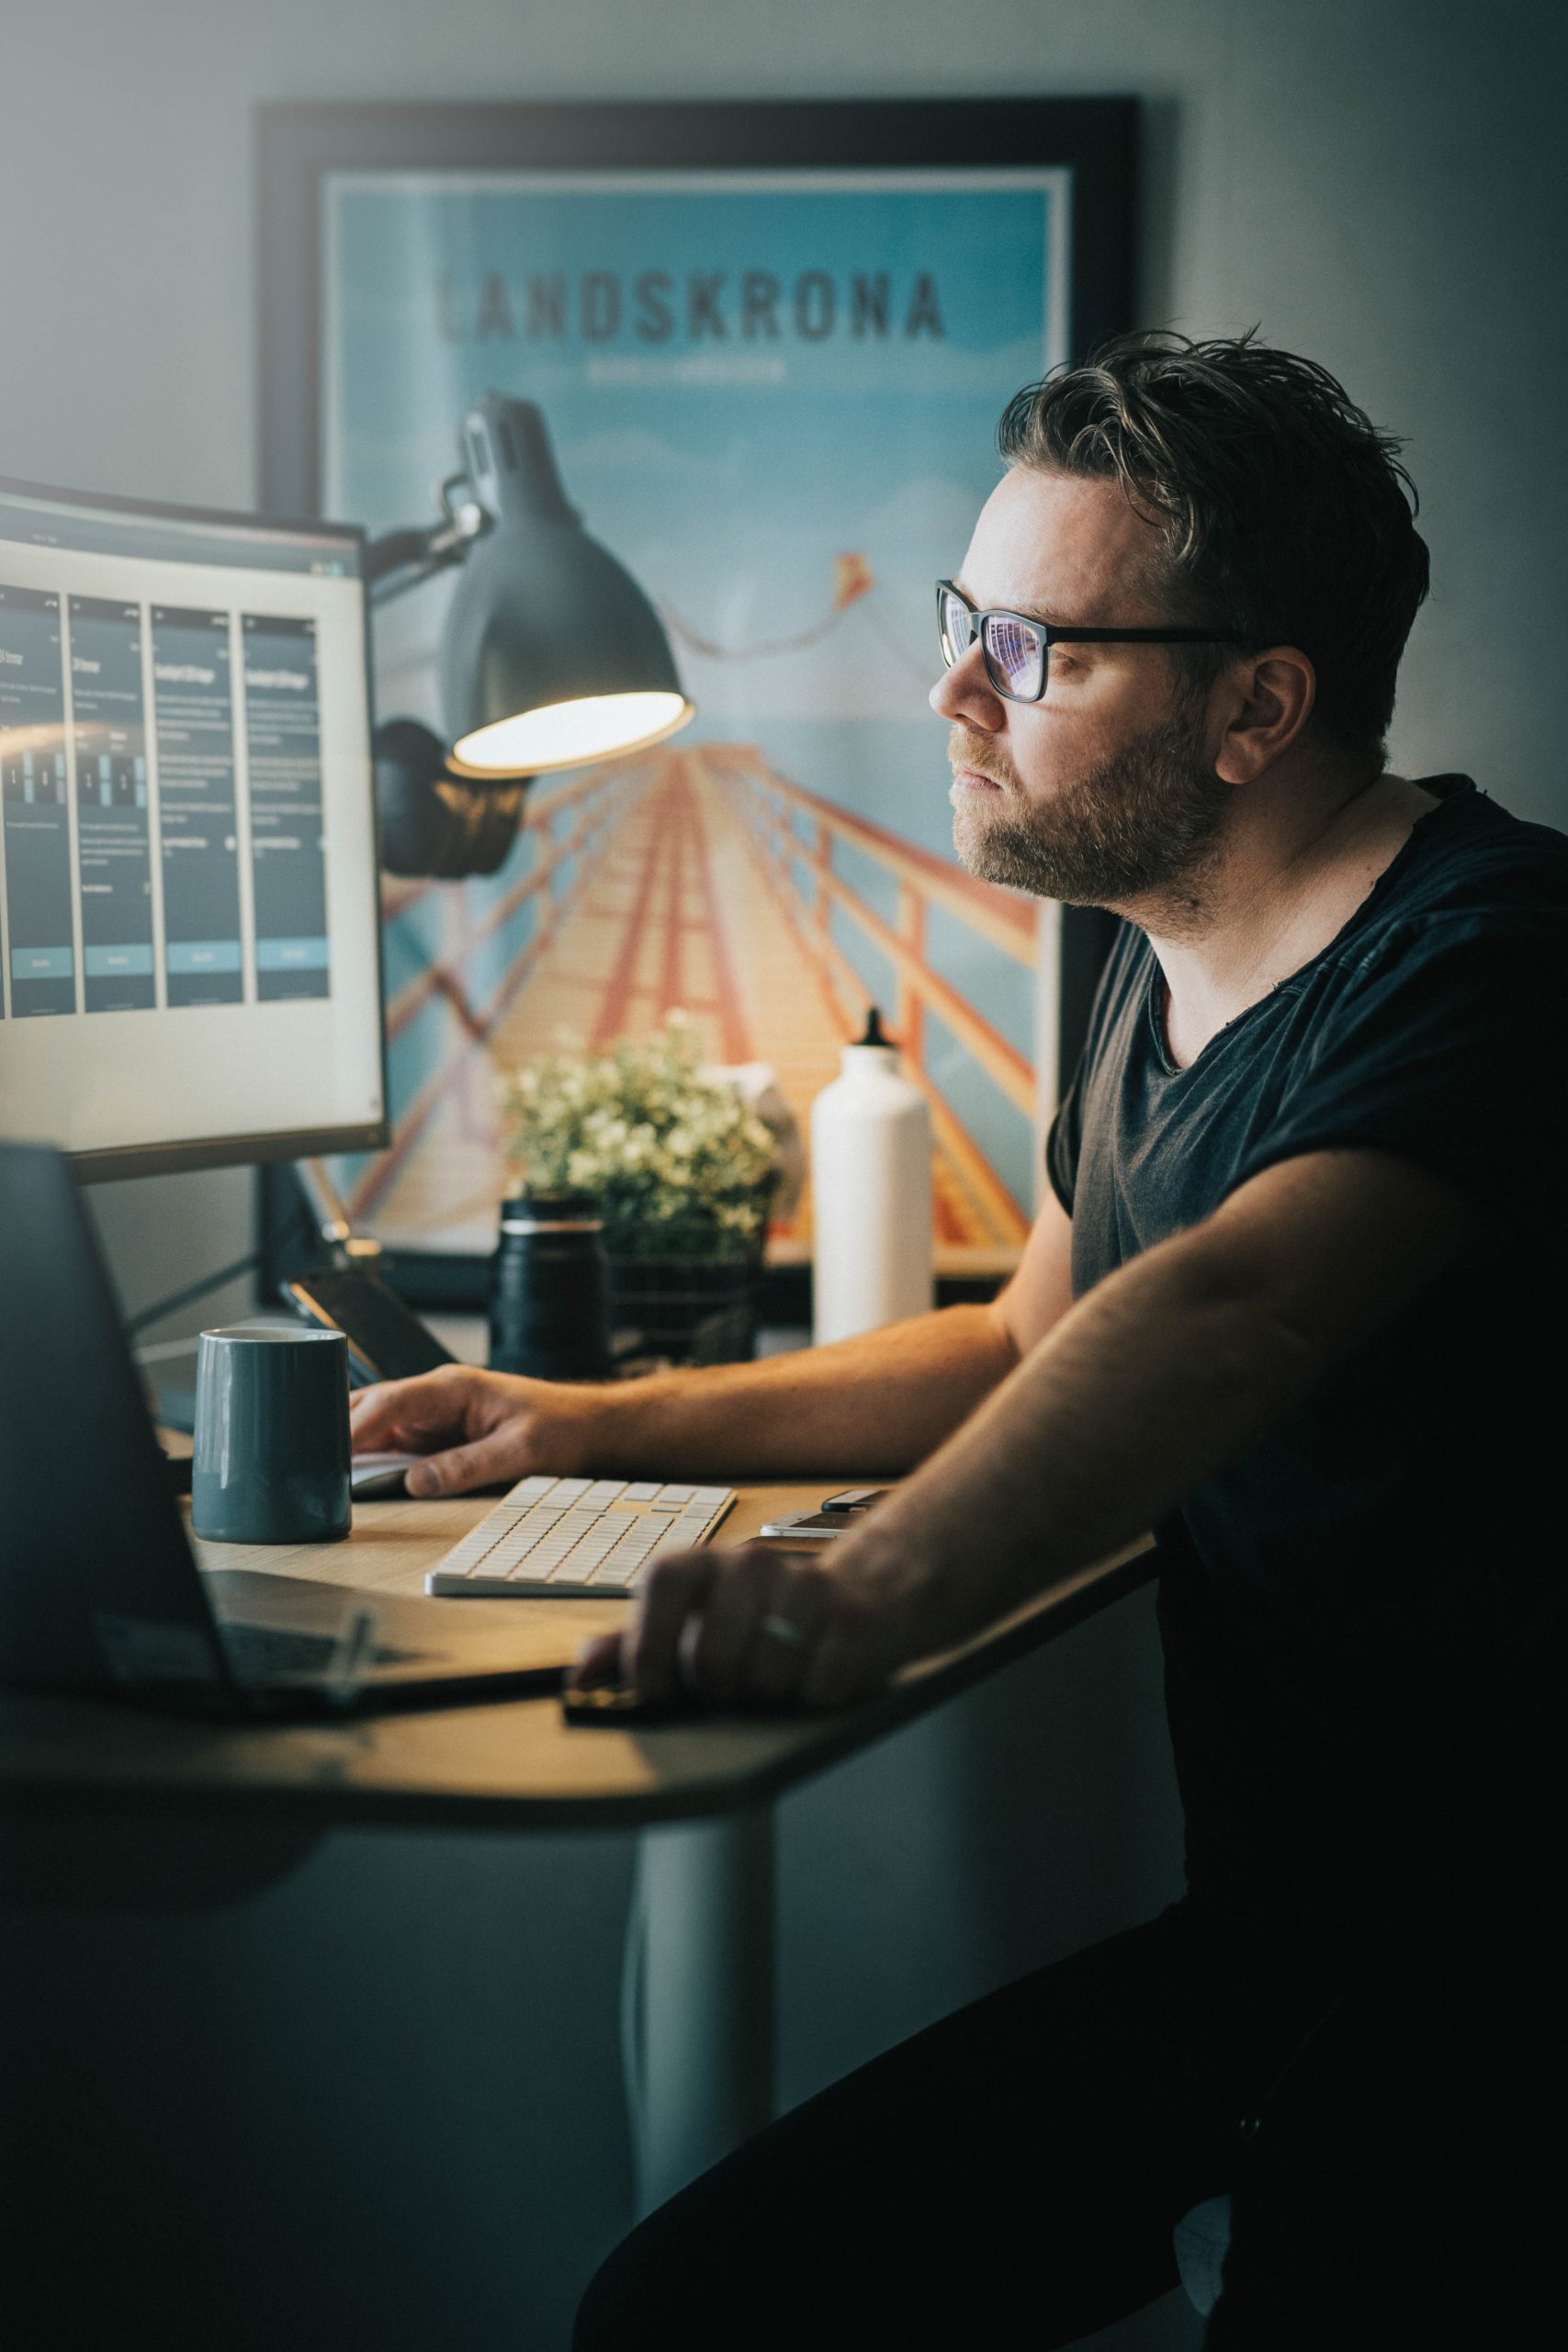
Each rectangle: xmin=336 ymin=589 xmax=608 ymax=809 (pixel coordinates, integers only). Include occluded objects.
xmin=1043 ymin=917 xmax=1141 ymax=1217
xmin=1231 ymin=914 xmax=1568 ymax=1226
xmin=1045 ymin=1063 xmax=1084 ymax=1214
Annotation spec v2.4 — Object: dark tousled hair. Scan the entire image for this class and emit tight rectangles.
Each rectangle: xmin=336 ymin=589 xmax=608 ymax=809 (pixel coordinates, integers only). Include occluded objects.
xmin=997 ymin=330 xmax=1430 ymax=760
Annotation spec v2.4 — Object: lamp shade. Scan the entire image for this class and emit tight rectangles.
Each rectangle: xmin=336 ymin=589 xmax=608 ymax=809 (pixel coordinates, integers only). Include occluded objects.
xmin=440 ymin=396 xmax=693 ymax=775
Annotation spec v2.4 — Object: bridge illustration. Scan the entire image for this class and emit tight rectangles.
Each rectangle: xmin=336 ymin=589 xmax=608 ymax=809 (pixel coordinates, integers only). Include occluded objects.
xmin=339 ymin=742 xmax=1041 ymax=1270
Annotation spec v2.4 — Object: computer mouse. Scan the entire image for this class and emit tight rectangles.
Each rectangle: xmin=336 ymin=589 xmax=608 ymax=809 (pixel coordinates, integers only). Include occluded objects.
xmin=350 ymin=1452 xmax=423 ymax=1499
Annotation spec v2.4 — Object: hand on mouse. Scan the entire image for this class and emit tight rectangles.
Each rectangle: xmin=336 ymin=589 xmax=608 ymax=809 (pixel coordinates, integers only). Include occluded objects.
xmin=347 ymin=1365 xmax=609 ymax=1496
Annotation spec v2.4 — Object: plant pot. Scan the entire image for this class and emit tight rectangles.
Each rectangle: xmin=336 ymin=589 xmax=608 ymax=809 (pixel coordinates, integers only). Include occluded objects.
xmin=607 ymin=1252 xmax=761 ymax=1367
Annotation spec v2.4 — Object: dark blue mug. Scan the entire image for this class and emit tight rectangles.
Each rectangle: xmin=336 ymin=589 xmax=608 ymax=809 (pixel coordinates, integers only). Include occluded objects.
xmin=192 ymin=1325 xmax=352 ymax=1544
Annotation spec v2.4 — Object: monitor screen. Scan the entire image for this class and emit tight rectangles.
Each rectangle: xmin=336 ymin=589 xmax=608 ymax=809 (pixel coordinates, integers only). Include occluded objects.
xmin=0 ymin=478 xmax=386 ymax=1178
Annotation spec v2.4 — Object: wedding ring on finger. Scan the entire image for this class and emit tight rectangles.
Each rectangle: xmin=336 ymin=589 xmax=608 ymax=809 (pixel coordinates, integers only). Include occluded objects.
xmin=759 ymin=1611 xmax=812 ymax=1654
xmin=675 ymin=1617 xmax=704 ymax=1690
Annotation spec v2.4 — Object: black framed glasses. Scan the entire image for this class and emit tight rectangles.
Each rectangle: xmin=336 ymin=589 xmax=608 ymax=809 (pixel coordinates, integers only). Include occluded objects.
xmin=936 ymin=580 xmax=1234 ymax=704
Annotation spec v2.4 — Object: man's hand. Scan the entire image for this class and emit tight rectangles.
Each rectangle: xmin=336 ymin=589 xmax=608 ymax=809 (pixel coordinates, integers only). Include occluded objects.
xmin=349 ymin=1365 xmax=606 ymax=1496
xmin=571 ymin=1516 xmax=962 ymax=1712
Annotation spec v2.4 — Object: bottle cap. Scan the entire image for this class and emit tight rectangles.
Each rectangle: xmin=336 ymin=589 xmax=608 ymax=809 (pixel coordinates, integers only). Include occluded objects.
xmin=842 ymin=1005 xmax=900 ymax=1077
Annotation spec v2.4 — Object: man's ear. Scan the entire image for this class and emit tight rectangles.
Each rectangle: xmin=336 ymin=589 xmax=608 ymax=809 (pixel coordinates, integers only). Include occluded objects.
xmin=1213 ymin=647 xmax=1316 ymax=785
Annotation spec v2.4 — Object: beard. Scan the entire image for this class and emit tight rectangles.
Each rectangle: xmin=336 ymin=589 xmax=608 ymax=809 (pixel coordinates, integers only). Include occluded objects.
xmin=948 ymin=706 xmax=1230 ymax=910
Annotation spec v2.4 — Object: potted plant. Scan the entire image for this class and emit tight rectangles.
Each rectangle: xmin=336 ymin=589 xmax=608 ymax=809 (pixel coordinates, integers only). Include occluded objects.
xmin=498 ymin=1015 xmax=781 ymax=1364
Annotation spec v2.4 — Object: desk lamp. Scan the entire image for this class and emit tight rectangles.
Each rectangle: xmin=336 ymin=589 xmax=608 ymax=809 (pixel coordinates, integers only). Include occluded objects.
xmin=279 ymin=395 xmax=697 ymax=1285
xmin=367 ymin=393 xmax=694 ymax=876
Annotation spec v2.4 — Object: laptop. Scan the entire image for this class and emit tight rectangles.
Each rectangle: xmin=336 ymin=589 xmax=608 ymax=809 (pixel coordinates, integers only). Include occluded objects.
xmin=0 ymin=1142 xmax=575 ymax=1718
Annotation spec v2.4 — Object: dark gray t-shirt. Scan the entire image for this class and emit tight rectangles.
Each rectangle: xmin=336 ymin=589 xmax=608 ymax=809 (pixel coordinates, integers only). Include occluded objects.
xmin=1047 ymin=775 xmax=1568 ymax=1952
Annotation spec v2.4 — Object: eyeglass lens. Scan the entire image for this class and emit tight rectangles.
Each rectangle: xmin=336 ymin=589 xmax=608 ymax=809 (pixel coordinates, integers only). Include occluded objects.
xmin=940 ymin=588 xmax=975 ymax=661
xmin=984 ymin=615 xmax=1045 ymax=699
xmin=940 ymin=589 xmax=1045 ymax=700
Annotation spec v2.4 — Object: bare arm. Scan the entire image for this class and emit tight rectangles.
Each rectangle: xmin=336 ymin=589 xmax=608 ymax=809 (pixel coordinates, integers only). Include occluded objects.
xmin=599 ymin=1148 xmax=1479 ymax=1705
xmin=857 ymin=1149 xmax=1461 ymax=1640
xmin=350 ymin=1187 xmax=1077 ymax=1494
xmin=589 ymin=1303 xmax=1010 ymax=1483
xmin=586 ymin=1180 xmax=1077 ymax=1479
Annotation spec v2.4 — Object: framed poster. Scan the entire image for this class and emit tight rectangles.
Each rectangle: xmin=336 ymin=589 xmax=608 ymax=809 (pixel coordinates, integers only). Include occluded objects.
xmin=258 ymin=100 xmax=1135 ymax=1299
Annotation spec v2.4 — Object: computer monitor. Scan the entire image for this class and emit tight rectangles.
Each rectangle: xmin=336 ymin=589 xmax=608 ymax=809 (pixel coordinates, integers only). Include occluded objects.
xmin=0 ymin=476 xmax=386 ymax=1180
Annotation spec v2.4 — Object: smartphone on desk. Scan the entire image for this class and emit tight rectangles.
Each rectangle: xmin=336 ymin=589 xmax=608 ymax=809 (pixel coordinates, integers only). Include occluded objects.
xmin=280 ymin=1266 xmax=457 ymax=1386
xmin=561 ymin=1683 xmax=703 ymax=1726
xmin=758 ymin=1489 xmax=890 ymax=1539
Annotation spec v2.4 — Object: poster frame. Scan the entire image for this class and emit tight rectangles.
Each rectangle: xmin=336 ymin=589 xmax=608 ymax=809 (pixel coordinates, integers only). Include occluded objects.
xmin=254 ymin=96 xmax=1137 ymax=1312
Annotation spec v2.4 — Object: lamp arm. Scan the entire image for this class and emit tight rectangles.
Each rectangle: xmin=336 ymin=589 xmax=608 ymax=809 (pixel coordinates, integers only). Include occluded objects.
xmin=366 ymin=473 xmax=490 ymax=605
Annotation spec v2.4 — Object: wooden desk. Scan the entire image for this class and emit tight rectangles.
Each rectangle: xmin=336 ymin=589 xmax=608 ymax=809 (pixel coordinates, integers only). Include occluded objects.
xmin=0 ymin=1483 xmax=1154 ymax=2214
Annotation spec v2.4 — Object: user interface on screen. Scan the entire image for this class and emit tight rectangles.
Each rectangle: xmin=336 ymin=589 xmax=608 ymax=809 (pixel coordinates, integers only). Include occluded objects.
xmin=0 ymin=481 xmax=384 ymax=1173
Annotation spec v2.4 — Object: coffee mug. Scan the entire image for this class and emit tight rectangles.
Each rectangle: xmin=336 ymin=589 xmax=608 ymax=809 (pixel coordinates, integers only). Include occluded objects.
xmin=192 ymin=1324 xmax=352 ymax=1544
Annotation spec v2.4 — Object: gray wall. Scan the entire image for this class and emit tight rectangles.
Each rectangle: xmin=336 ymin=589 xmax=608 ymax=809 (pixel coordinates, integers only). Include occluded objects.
xmin=4 ymin=4 xmax=1563 ymax=2345
xmin=6 ymin=0 xmax=1563 ymax=1322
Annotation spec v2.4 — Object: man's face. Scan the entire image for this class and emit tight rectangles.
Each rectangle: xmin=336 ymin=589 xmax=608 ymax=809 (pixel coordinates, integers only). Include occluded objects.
xmin=930 ymin=467 xmax=1229 ymax=908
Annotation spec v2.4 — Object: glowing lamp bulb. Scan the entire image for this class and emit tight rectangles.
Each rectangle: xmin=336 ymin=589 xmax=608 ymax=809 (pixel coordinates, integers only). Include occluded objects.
xmin=448 ymin=691 xmax=694 ymax=777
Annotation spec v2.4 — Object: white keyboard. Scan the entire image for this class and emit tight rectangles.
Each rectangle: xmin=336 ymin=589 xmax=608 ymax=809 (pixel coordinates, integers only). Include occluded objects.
xmin=423 ymin=1476 xmax=736 ymax=1599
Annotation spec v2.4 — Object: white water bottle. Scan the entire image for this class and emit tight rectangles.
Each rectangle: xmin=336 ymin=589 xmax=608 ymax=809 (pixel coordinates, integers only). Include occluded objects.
xmin=810 ymin=1008 xmax=934 ymax=1346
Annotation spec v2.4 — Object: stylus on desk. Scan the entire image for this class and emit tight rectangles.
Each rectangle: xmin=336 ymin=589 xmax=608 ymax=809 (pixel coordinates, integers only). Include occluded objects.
xmin=326 ymin=1606 xmax=380 ymax=1707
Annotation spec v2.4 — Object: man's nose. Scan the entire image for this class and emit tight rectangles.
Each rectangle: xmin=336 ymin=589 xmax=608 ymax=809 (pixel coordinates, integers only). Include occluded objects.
xmin=930 ymin=641 xmax=1005 ymax=733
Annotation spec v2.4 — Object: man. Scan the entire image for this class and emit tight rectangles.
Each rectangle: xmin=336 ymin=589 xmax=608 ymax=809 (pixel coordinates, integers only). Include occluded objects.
xmin=353 ymin=335 xmax=1564 ymax=2342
